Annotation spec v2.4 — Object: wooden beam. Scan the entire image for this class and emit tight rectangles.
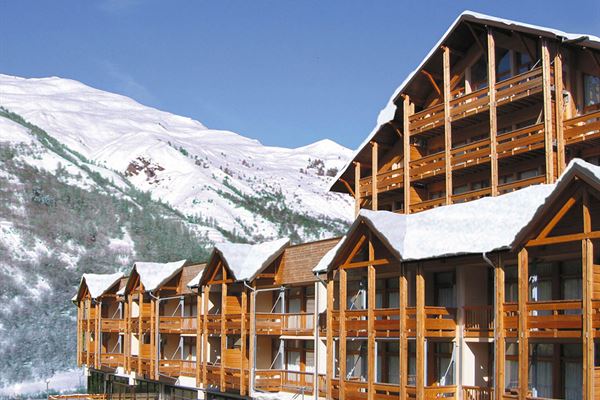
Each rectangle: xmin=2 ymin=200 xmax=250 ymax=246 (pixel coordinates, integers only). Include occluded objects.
xmin=339 ymin=268 xmax=348 ymax=400
xmin=443 ymin=46 xmax=453 ymax=204
xmin=488 ymin=28 xmax=499 ymax=196
xmin=420 ymin=70 xmax=442 ymax=98
xmin=526 ymin=230 xmax=600 ymax=247
xmin=494 ymin=255 xmax=506 ymax=399
xmin=249 ymin=284 xmax=256 ymax=396
xmin=202 ymin=285 xmax=209 ymax=388
xmin=240 ymin=289 xmax=247 ymax=396
xmin=220 ymin=282 xmax=227 ymax=391
xmin=367 ymin=234 xmax=376 ymax=400
xmin=518 ymin=248 xmax=529 ymax=400
xmin=354 ymin=161 xmax=361 ymax=217
xmin=403 ymin=95 xmax=412 ymax=214
xmin=196 ymin=291 xmax=202 ymax=387
xmin=583 ymin=188 xmax=594 ymax=399
xmin=399 ymin=264 xmax=408 ymax=400
xmin=341 ymin=258 xmax=390 ymax=270
xmin=541 ymin=39 xmax=555 ymax=183
xmin=416 ymin=263 xmax=425 ymax=400
xmin=466 ymin=22 xmax=485 ymax=51
xmin=326 ymin=277 xmax=334 ymax=399
xmin=554 ymin=49 xmax=566 ymax=174
xmin=536 ymin=193 xmax=580 ymax=240
xmin=371 ymin=141 xmax=378 ymax=211
xmin=339 ymin=178 xmax=355 ymax=197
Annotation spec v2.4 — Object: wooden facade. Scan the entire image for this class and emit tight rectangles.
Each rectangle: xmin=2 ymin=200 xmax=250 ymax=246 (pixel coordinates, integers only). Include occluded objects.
xmin=74 ymin=11 xmax=600 ymax=400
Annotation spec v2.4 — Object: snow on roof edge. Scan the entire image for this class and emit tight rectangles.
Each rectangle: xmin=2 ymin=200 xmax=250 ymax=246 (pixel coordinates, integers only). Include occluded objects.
xmin=79 ymin=272 xmax=124 ymax=300
xmin=215 ymin=238 xmax=290 ymax=282
xmin=133 ymin=259 xmax=187 ymax=292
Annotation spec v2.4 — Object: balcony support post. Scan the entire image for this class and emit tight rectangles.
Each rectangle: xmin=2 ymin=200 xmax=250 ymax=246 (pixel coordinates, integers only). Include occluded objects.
xmin=517 ymin=248 xmax=528 ymax=400
xmin=202 ymin=285 xmax=209 ymax=387
xmin=494 ymin=254 xmax=505 ymax=399
xmin=416 ymin=263 xmax=425 ymax=400
xmin=371 ymin=141 xmax=378 ymax=211
xmin=367 ymin=233 xmax=376 ymax=400
xmin=248 ymin=284 xmax=256 ymax=397
xmin=339 ymin=267 xmax=348 ymax=400
xmin=583 ymin=188 xmax=594 ymax=399
xmin=138 ymin=289 xmax=143 ymax=375
xmin=220 ymin=281 xmax=227 ymax=391
xmin=354 ymin=161 xmax=361 ymax=217
xmin=77 ymin=301 xmax=82 ymax=367
xmin=326 ymin=275 xmax=334 ymax=399
xmin=399 ymin=264 xmax=408 ymax=400
xmin=443 ymin=46 xmax=453 ymax=205
xmin=554 ymin=48 xmax=566 ymax=174
xmin=240 ymin=288 xmax=248 ymax=396
xmin=403 ymin=95 xmax=412 ymax=214
xmin=85 ymin=298 xmax=91 ymax=367
xmin=196 ymin=290 xmax=202 ymax=387
xmin=541 ymin=38 xmax=555 ymax=183
xmin=126 ymin=294 xmax=132 ymax=372
xmin=487 ymin=28 xmax=499 ymax=196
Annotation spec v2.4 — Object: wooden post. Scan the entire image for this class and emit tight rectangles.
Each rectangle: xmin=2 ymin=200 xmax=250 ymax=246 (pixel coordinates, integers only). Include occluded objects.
xmin=249 ymin=284 xmax=256 ymax=396
xmin=77 ymin=302 xmax=81 ymax=367
xmin=541 ymin=39 xmax=555 ymax=183
xmin=202 ymin=285 xmax=210 ymax=387
xmin=196 ymin=291 xmax=202 ymax=387
xmin=494 ymin=255 xmax=506 ymax=398
xmin=326 ymin=277 xmax=334 ymax=399
xmin=487 ymin=28 xmax=499 ymax=196
xmin=554 ymin=49 xmax=566 ymax=174
xmin=416 ymin=263 xmax=425 ymax=400
xmin=582 ymin=189 xmax=594 ymax=399
xmin=367 ymin=235 xmax=376 ymax=400
xmin=518 ymin=248 xmax=529 ymax=400
xmin=138 ymin=290 xmax=143 ymax=375
xmin=399 ymin=264 xmax=408 ymax=400
xmin=95 ymin=300 xmax=100 ymax=369
xmin=126 ymin=295 xmax=132 ymax=372
xmin=240 ymin=289 xmax=248 ymax=396
xmin=403 ymin=95 xmax=412 ymax=214
xmin=443 ymin=46 xmax=453 ymax=204
xmin=339 ymin=268 xmax=348 ymax=400
xmin=85 ymin=299 xmax=90 ymax=367
xmin=371 ymin=141 xmax=379 ymax=211
xmin=354 ymin=162 xmax=361 ymax=217
xmin=220 ymin=282 xmax=227 ymax=391
xmin=150 ymin=297 xmax=155 ymax=379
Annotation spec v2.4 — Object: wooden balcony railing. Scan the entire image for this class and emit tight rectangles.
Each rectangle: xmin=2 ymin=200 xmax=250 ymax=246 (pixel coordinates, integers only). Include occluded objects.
xmin=406 ymin=385 xmax=457 ymax=399
xmin=410 ymin=67 xmax=543 ymax=136
xmin=498 ymin=175 xmax=545 ymax=195
xmin=374 ymin=308 xmax=400 ymax=337
xmin=344 ymin=379 xmax=368 ymax=400
xmin=527 ymin=299 xmax=582 ymax=338
xmin=425 ymin=307 xmax=457 ymax=337
xmin=452 ymin=187 xmax=492 ymax=204
xmin=101 ymin=318 xmax=124 ymax=332
xmin=224 ymin=313 xmax=243 ymax=333
xmin=99 ymin=353 xmax=124 ymax=368
xmin=564 ymin=109 xmax=600 ymax=145
xmin=205 ymin=364 xmax=221 ymax=389
xmin=463 ymin=386 xmax=494 ymax=400
xmin=49 ymin=395 xmax=107 ymax=400
xmin=373 ymin=382 xmax=402 ymax=400
xmin=345 ymin=309 xmax=368 ymax=336
xmin=593 ymin=300 xmax=600 ymax=337
xmin=255 ymin=369 xmax=315 ymax=394
xmin=410 ymin=151 xmax=446 ymax=181
xmin=255 ymin=312 xmax=314 ymax=335
xmin=451 ymin=138 xmax=491 ymax=169
xmin=464 ymin=306 xmax=494 ymax=337
xmin=496 ymin=123 xmax=545 ymax=158
xmin=158 ymin=316 xmax=197 ymax=333
xmin=359 ymin=167 xmax=404 ymax=198
xmin=503 ymin=302 xmax=519 ymax=338
xmin=157 ymin=359 xmax=197 ymax=377
xmin=206 ymin=314 xmax=221 ymax=332
xmin=410 ymin=197 xmax=446 ymax=213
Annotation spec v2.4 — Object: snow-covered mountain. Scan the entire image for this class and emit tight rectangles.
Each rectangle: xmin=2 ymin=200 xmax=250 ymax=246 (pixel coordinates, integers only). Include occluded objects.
xmin=0 ymin=74 xmax=353 ymax=242
xmin=0 ymin=74 xmax=352 ymax=392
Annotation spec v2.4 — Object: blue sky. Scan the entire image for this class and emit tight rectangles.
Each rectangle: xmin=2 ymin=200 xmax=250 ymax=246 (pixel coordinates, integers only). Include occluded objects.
xmin=1 ymin=1 xmax=598 ymax=149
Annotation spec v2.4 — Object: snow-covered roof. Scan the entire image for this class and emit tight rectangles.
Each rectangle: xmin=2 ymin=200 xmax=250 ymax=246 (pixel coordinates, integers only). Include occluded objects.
xmin=212 ymin=238 xmax=290 ymax=282
xmin=319 ymin=159 xmax=600 ymax=272
xmin=79 ymin=272 xmax=124 ymax=299
xmin=331 ymin=10 xmax=600 ymax=191
xmin=133 ymin=260 xmax=187 ymax=292
xmin=186 ymin=269 xmax=205 ymax=289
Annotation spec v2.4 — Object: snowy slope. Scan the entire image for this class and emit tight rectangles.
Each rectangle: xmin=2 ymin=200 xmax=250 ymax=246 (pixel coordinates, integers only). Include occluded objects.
xmin=0 ymin=74 xmax=353 ymax=242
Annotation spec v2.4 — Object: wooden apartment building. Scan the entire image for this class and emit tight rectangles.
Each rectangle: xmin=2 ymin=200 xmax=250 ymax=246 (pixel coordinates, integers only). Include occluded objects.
xmin=75 ymin=11 xmax=600 ymax=400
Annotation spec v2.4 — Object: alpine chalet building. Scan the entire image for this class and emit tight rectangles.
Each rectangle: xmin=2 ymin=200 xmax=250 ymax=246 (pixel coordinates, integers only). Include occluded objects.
xmin=74 ymin=11 xmax=600 ymax=400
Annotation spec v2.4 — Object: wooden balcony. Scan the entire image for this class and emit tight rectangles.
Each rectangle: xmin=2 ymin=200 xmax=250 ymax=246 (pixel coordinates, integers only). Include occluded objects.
xmin=374 ymin=308 xmax=400 ymax=337
xmin=409 ymin=67 xmax=544 ymax=136
xmin=255 ymin=369 xmax=315 ymax=395
xmin=255 ymin=312 xmax=314 ymax=335
xmin=463 ymin=386 xmax=494 ymax=400
xmin=359 ymin=167 xmax=404 ymax=198
xmin=527 ymin=299 xmax=582 ymax=338
xmin=503 ymin=302 xmax=519 ymax=338
xmin=345 ymin=309 xmax=368 ymax=336
xmin=99 ymin=352 xmax=124 ymax=368
xmin=406 ymin=385 xmax=457 ymax=399
xmin=564 ymin=109 xmax=600 ymax=145
xmin=593 ymin=300 xmax=600 ymax=338
xmin=158 ymin=316 xmax=197 ymax=334
xmin=100 ymin=318 xmax=124 ymax=333
xmin=206 ymin=314 xmax=221 ymax=334
xmin=158 ymin=359 xmax=197 ymax=378
xmin=205 ymin=364 xmax=221 ymax=389
xmin=464 ymin=306 xmax=494 ymax=338
xmin=344 ymin=379 xmax=368 ymax=400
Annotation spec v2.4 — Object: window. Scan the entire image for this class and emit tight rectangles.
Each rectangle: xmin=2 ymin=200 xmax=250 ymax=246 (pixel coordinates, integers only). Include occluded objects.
xmin=529 ymin=343 xmax=553 ymax=398
xmin=346 ymin=340 xmax=368 ymax=381
xmin=376 ymin=341 xmax=400 ymax=384
xmin=505 ymin=343 xmax=519 ymax=391
xmin=496 ymin=48 xmax=511 ymax=82
xmin=584 ymin=74 xmax=600 ymax=107
xmin=515 ymin=51 xmax=533 ymax=74
xmin=471 ymin=57 xmax=488 ymax=90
